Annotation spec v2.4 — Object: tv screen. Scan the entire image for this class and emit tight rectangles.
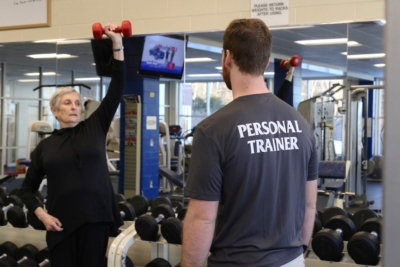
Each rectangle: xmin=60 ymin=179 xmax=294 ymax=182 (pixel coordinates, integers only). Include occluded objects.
xmin=138 ymin=35 xmax=186 ymax=80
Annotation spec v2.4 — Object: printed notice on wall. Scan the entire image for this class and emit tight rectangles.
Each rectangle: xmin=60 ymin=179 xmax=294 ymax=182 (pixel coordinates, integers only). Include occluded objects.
xmin=251 ymin=0 xmax=289 ymax=26
xmin=0 ymin=0 xmax=50 ymax=30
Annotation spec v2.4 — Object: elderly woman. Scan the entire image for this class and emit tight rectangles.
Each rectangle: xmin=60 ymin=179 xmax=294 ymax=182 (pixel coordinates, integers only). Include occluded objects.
xmin=19 ymin=24 xmax=125 ymax=267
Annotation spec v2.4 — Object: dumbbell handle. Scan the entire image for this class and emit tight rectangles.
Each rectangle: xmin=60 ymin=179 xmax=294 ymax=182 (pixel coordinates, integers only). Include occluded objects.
xmin=371 ymin=231 xmax=378 ymax=238
xmin=335 ymin=228 xmax=343 ymax=236
xmin=2 ymin=204 xmax=14 ymax=212
xmin=0 ymin=253 xmax=6 ymax=259
xmin=155 ymin=214 xmax=165 ymax=223
xmin=39 ymin=259 xmax=50 ymax=266
xmin=17 ymin=256 xmax=28 ymax=264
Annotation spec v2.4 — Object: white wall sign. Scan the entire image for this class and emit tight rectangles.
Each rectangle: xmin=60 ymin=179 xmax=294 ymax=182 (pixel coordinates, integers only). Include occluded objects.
xmin=146 ymin=116 xmax=157 ymax=130
xmin=251 ymin=0 xmax=289 ymax=27
xmin=0 ymin=0 xmax=51 ymax=30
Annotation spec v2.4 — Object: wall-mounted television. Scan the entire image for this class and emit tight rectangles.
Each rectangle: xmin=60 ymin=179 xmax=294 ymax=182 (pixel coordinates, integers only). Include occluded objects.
xmin=138 ymin=35 xmax=187 ymax=80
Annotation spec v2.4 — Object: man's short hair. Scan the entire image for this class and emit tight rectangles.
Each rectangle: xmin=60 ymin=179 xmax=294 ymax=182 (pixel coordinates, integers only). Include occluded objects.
xmin=50 ymin=87 xmax=83 ymax=110
xmin=223 ymin=18 xmax=272 ymax=76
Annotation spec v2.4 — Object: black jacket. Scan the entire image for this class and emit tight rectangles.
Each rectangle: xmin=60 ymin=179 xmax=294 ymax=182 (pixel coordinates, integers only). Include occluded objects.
xmin=19 ymin=60 xmax=125 ymax=250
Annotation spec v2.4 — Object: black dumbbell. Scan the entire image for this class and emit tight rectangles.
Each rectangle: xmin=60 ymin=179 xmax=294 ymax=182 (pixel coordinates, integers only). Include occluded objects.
xmin=352 ymin=208 xmax=379 ymax=231
xmin=161 ymin=208 xmax=188 ymax=244
xmin=16 ymin=247 xmax=51 ymax=267
xmin=0 ymin=241 xmax=18 ymax=265
xmin=115 ymin=193 xmax=126 ymax=203
xmin=321 ymin=206 xmax=352 ymax=227
xmin=127 ymin=195 xmax=150 ymax=217
xmin=7 ymin=197 xmax=45 ymax=229
xmin=0 ymin=244 xmax=39 ymax=267
xmin=145 ymin=258 xmax=172 ymax=267
xmin=313 ymin=211 xmax=323 ymax=237
xmin=103 ymin=255 xmax=134 ymax=267
xmin=151 ymin=197 xmax=172 ymax=211
xmin=347 ymin=218 xmax=382 ymax=265
xmin=0 ymin=195 xmax=25 ymax=226
xmin=312 ymin=215 xmax=356 ymax=262
xmin=135 ymin=204 xmax=175 ymax=241
xmin=118 ymin=202 xmax=136 ymax=221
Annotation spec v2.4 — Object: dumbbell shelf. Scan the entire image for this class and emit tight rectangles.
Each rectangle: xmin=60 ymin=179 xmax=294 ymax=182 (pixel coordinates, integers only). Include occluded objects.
xmin=306 ymin=240 xmax=382 ymax=267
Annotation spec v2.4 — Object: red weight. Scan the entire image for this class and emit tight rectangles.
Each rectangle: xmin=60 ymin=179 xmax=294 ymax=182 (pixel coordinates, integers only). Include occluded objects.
xmin=92 ymin=20 xmax=132 ymax=39
xmin=280 ymin=59 xmax=289 ymax=70
xmin=92 ymin=23 xmax=105 ymax=40
xmin=121 ymin=20 xmax=132 ymax=37
xmin=290 ymin=55 xmax=301 ymax=67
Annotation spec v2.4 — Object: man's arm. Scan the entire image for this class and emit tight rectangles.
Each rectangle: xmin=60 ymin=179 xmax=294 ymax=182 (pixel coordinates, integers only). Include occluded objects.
xmin=301 ymin=179 xmax=318 ymax=249
xmin=181 ymin=198 xmax=219 ymax=267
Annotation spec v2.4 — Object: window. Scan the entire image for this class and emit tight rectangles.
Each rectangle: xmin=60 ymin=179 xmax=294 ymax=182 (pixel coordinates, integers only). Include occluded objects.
xmin=178 ymin=81 xmax=233 ymax=131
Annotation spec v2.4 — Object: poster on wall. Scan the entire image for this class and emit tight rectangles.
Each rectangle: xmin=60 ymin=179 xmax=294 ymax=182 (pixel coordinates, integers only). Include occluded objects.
xmin=0 ymin=0 xmax=51 ymax=30
xmin=251 ymin=0 xmax=289 ymax=27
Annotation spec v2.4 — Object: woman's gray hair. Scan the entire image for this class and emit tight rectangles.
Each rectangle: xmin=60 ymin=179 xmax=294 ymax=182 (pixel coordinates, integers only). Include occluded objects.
xmin=50 ymin=87 xmax=84 ymax=110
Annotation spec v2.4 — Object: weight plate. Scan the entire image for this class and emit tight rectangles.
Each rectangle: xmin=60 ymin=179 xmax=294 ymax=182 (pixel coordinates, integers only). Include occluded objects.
xmin=126 ymin=256 xmax=134 ymax=267
xmin=128 ymin=195 xmax=149 ymax=217
xmin=353 ymin=209 xmax=379 ymax=231
xmin=145 ymin=258 xmax=172 ymax=267
xmin=9 ymin=189 xmax=19 ymax=197
xmin=325 ymin=215 xmax=356 ymax=241
xmin=0 ymin=256 xmax=17 ymax=267
xmin=135 ymin=214 xmax=159 ymax=241
xmin=115 ymin=194 xmax=126 ymax=203
xmin=311 ymin=229 xmax=344 ymax=262
xmin=17 ymin=244 xmax=39 ymax=261
xmin=5 ymin=195 xmax=23 ymax=208
xmin=347 ymin=231 xmax=380 ymax=265
xmin=161 ymin=217 xmax=183 ymax=244
xmin=0 ymin=210 xmax=6 ymax=226
xmin=151 ymin=196 xmax=172 ymax=211
xmin=313 ymin=214 xmax=323 ymax=237
xmin=7 ymin=206 xmax=26 ymax=228
xmin=118 ymin=202 xmax=136 ymax=221
xmin=152 ymin=204 xmax=175 ymax=221
xmin=36 ymin=248 xmax=50 ymax=263
xmin=0 ymin=188 xmax=7 ymax=203
xmin=322 ymin=207 xmax=347 ymax=226
xmin=0 ymin=241 xmax=18 ymax=259
xmin=16 ymin=258 xmax=38 ymax=267
xmin=360 ymin=218 xmax=382 ymax=243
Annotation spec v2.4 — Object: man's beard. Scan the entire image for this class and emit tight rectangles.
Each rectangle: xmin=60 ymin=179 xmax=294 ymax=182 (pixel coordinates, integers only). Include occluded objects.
xmin=222 ymin=64 xmax=232 ymax=90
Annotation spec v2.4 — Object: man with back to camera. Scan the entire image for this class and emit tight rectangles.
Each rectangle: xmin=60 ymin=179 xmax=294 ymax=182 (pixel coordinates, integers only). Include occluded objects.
xmin=181 ymin=18 xmax=318 ymax=267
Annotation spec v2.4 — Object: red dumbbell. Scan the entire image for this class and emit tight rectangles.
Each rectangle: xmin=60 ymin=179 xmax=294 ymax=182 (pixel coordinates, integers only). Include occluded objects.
xmin=280 ymin=55 xmax=301 ymax=70
xmin=92 ymin=20 xmax=132 ymax=40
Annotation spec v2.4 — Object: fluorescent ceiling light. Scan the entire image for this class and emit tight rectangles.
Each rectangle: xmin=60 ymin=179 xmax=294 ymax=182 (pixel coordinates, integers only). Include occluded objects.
xmin=33 ymin=39 xmax=90 ymax=45
xmin=25 ymin=72 xmax=57 ymax=76
xmin=296 ymin=38 xmax=347 ymax=45
xmin=27 ymin=53 xmax=77 ymax=59
xmin=215 ymin=66 xmax=222 ymax=70
xmin=92 ymin=63 xmax=96 ymax=66
xmin=187 ymin=42 xmax=222 ymax=54
xmin=302 ymin=63 xmax=344 ymax=76
xmin=341 ymin=52 xmax=347 ymax=55
xmin=75 ymin=77 xmax=100 ymax=81
xmin=34 ymin=39 xmax=65 ymax=43
xmin=185 ymin=58 xmax=216 ymax=63
xmin=347 ymin=41 xmax=362 ymax=47
xmin=347 ymin=53 xmax=385 ymax=60
xmin=264 ymin=72 xmax=275 ymax=76
xmin=187 ymin=74 xmax=221 ymax=77
xmin=269 ymin=26 xmax=314 ymax=31
xmin=18 ymin=79 xmax=39 ymax=82
xmin=374 ymin=64 xmax=385 ymax=67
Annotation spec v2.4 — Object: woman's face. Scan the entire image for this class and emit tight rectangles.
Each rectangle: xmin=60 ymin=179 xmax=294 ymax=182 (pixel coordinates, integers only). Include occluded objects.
xmin=52 ymin=92 xmax=82 ymax=128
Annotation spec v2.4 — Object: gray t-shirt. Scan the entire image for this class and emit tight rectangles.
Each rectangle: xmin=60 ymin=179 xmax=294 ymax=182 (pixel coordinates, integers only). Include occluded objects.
xmin=184 ymin=93 xmax=318 ymax=267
